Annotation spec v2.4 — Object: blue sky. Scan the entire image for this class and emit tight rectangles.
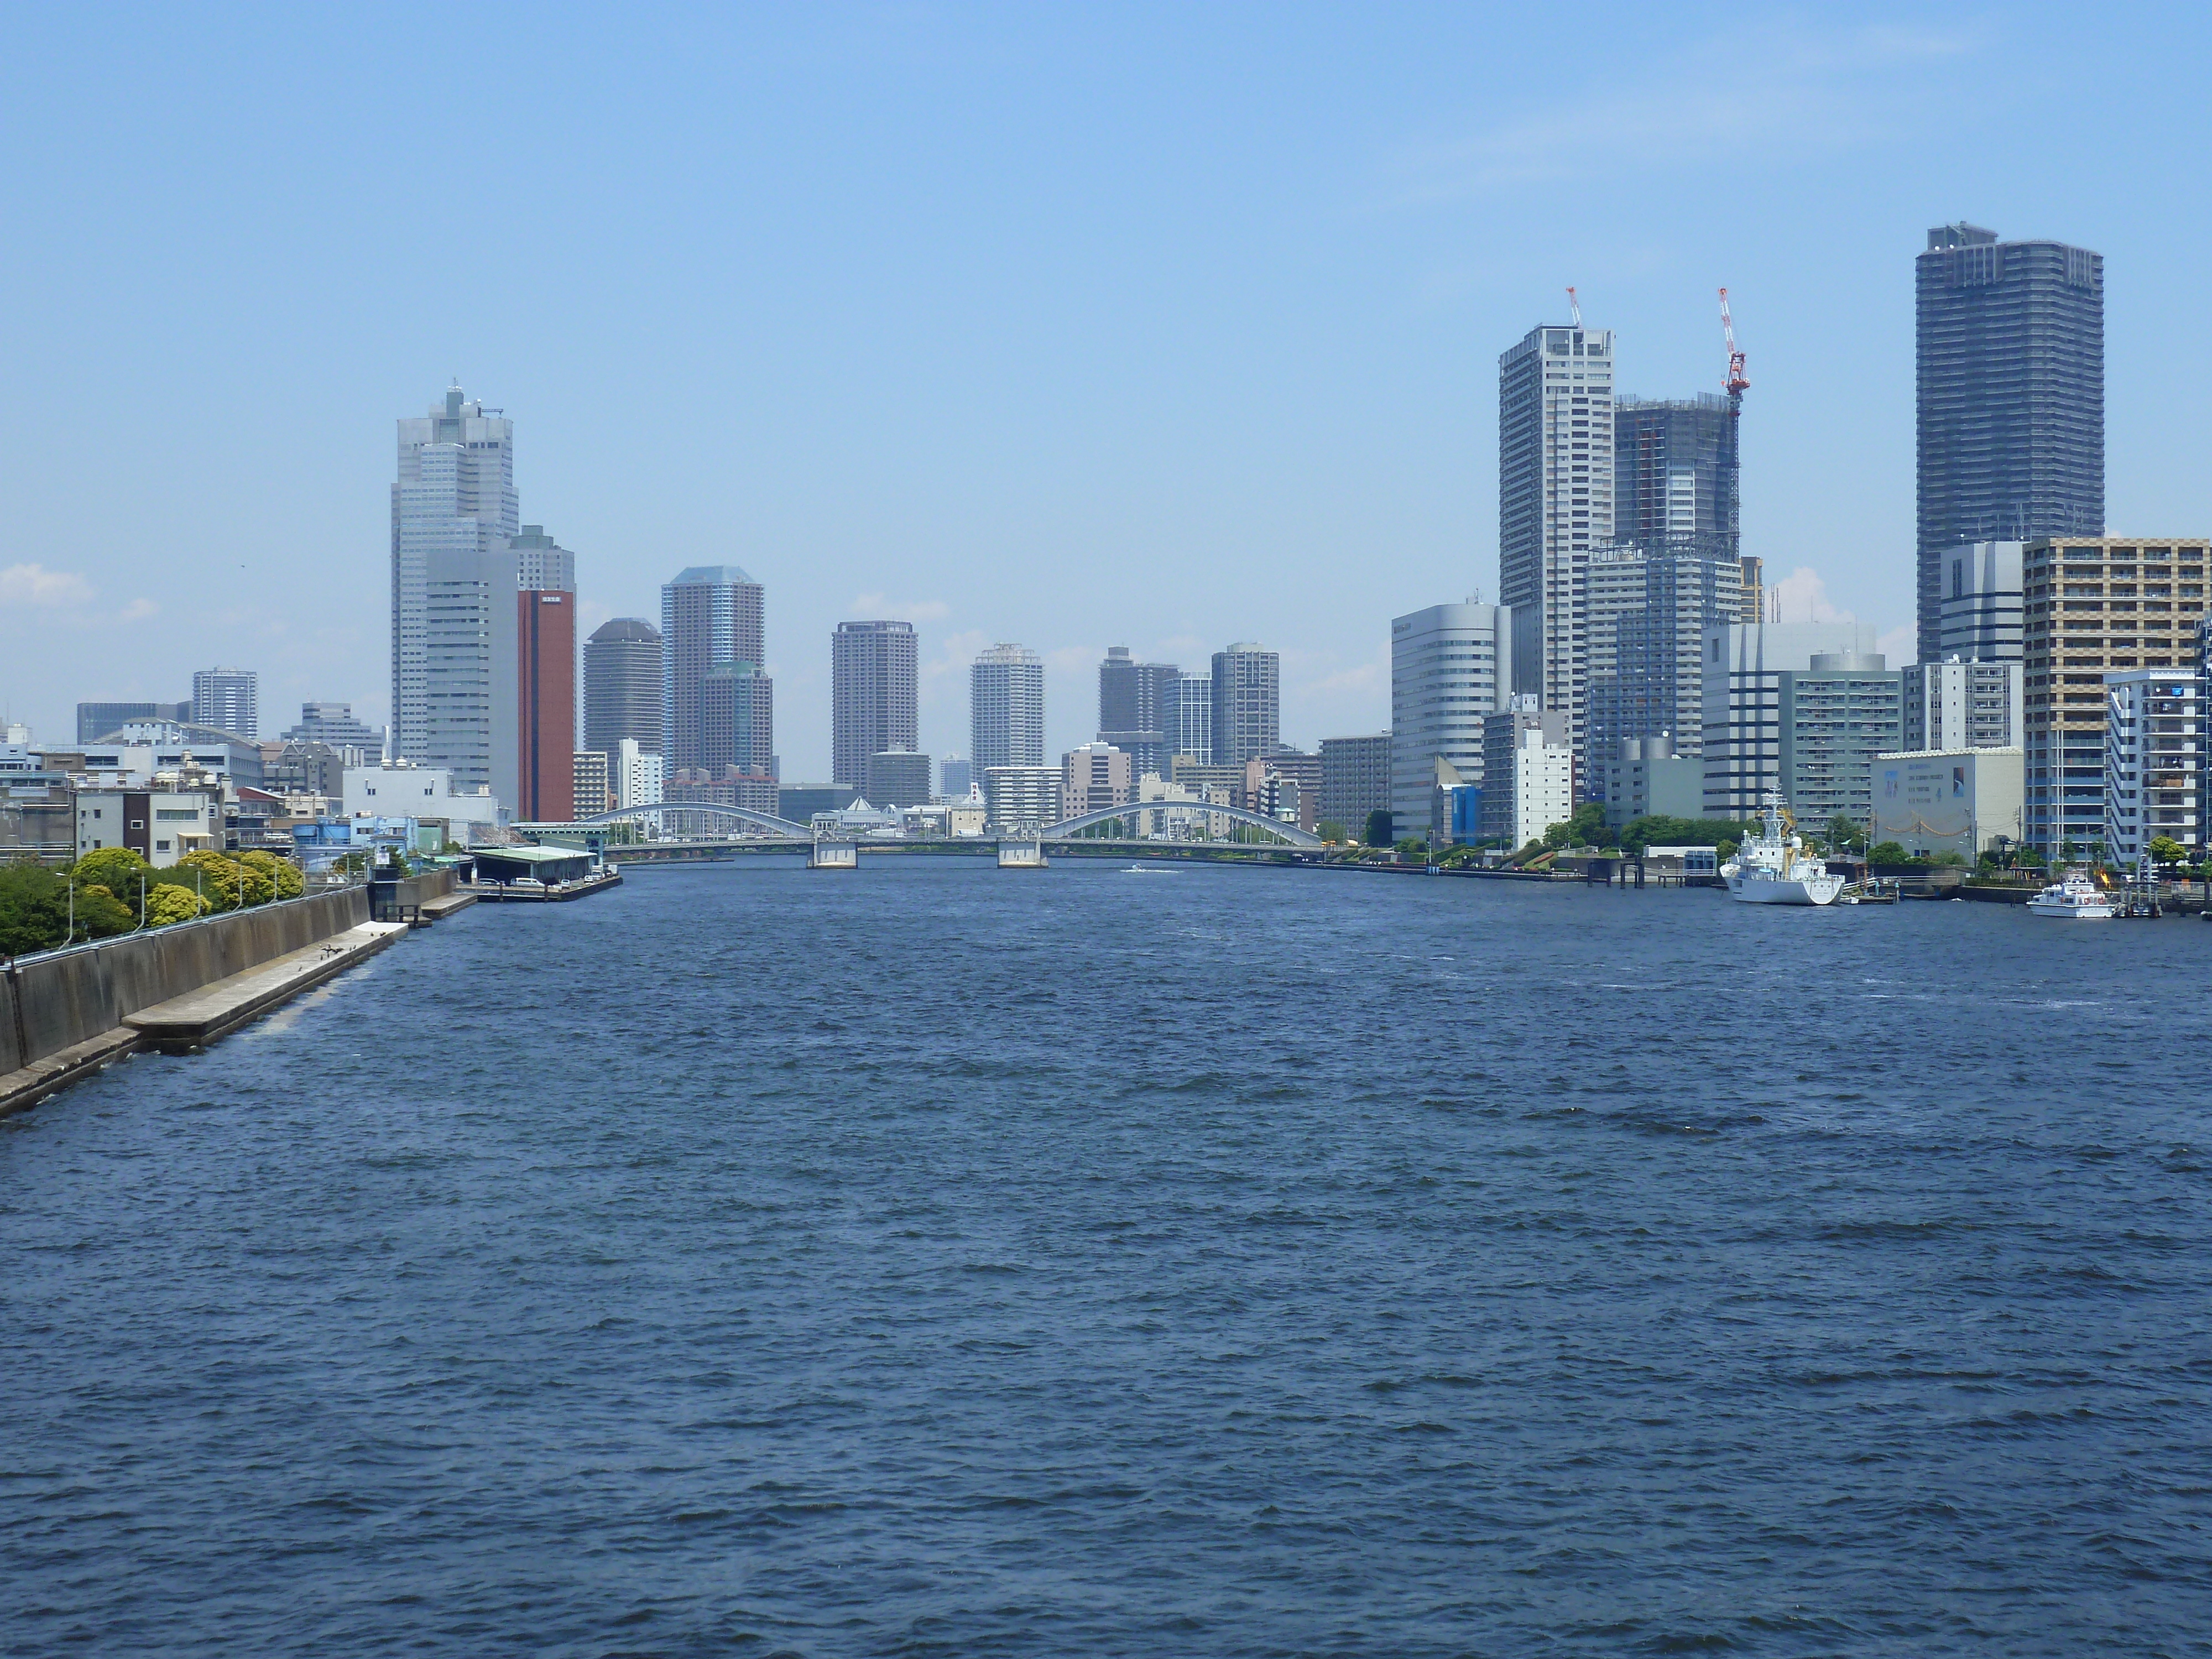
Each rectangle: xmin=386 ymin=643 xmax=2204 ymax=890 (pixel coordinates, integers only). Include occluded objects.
xmin=3 ymin=3 xmax=2206 ymax=769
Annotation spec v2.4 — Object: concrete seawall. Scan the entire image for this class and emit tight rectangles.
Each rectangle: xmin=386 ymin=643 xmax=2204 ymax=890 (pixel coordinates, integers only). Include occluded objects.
xmin=2 ymin=888 xmax=385 ymax=1112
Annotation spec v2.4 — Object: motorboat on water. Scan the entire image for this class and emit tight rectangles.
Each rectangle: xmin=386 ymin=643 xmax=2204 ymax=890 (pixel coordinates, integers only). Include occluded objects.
xmin=2027 ymin=868 xmax=2116 ymax=919
xmin=1722 ymin=795 xmax=1844 ymax=906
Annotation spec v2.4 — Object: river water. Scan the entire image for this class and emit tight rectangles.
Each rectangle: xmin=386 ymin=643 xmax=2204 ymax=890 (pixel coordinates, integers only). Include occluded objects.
xmin=4 ymin=858 xmax=2210 ymax=1656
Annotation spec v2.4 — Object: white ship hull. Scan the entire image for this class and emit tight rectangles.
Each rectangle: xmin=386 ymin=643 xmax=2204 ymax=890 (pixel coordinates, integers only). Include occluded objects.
xmin=2027 ymin=898 xmax=2115 ymax=919
xmin=1726 ymin=870 xmax=1843 ymax=906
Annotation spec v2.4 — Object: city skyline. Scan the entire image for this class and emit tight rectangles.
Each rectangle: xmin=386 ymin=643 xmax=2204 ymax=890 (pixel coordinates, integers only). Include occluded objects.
xmin=8 ymin=10 xmax=2210 ymax=768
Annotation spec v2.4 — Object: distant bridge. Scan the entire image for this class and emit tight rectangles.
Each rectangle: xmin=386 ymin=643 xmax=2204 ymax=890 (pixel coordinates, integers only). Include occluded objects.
xmin=571 ymin=802 xmax=814 ymax=837
xmin=1042 ymin=802 xmax=1322 ymax=847
xmin=544 ymin=801 xmax=1318 ymax=858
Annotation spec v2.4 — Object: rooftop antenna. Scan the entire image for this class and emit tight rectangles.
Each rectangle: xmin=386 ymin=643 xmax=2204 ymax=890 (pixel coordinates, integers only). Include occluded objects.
xmin=1566 ymin=286 xmax=1583 ymax=328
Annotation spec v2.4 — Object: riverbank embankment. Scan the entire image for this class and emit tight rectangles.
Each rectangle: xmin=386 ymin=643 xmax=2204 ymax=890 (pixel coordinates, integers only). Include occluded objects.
xmin=1 ymin=888 xmax=403 ymax=1117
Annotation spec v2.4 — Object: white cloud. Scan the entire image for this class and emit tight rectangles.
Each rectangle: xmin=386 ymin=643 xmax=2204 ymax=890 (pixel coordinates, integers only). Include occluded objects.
xmin=116 ymin=598 xmax=158 ymax=622
xmin=0 ymin=562 xmax=95 ymax=606
xmin=1767 ymin=565 xmax=1855 ymax=625
xmin=851 ymin=592 xmax=951 ymax=623
xmin=1384 ymin=20 xmax=1973 ymax=201
xmin=1876 ymin=624 xmax=1917 ymax=662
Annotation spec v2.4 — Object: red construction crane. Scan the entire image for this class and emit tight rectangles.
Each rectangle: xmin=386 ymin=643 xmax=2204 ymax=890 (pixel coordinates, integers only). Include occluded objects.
xmin=1566 ymin=286 xmax=1583 ymax=328
xmin=1719 ymin=287 xmax=1749 ymax=398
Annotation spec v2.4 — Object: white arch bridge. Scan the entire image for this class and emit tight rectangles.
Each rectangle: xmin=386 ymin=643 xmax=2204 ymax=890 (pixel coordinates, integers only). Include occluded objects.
xmin=562 ymin=800 xmax=1321 ymax=848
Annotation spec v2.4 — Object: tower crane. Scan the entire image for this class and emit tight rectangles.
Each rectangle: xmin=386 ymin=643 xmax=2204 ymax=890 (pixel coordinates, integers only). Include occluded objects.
xmin=1719 ymin=287 xmax=1749 ymax=402
xmin=1566 ymin=286 xmax=1583 ymax=328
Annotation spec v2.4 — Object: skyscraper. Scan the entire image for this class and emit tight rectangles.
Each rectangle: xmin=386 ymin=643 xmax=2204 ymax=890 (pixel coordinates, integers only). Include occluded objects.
xmin=831 ymin=620 xmax=919 ymax=787
xmin=1500 ymin=322 xmax=1615 ymax=734
xmin=190 ymin=667 xmax=258 ymax=738
xmin=1210 ymin=643 xmax=1279 ymax=766
xmin=422 ymin=534 xmax=519 ymax=806
xmin=971 ymin=644 xmax=1046 ymax=771
xmin=1097 ymin=647 xmax=1178 ymax=779
xmin=1917 ymin=223 xmax=2103 ymax=662
xmin=392 ymin=385 xmax=517 ymax=768
xmin=583 ymin=619 xmax=665 ymax=760
xmin=661 ymin=565 xmax=765 ymax=773
xmin=517 ymin=589 xmax=576 ymax=822
xmin=1614 ymin=396 xmax=1738 ymax=562
xmin=700 ymin=662 xmax=774 ymax=774
xmin=1164 ymin=673 xmax=1212 ymax=764
xmin=1580 ymin=546 xmax=1744 ymax=787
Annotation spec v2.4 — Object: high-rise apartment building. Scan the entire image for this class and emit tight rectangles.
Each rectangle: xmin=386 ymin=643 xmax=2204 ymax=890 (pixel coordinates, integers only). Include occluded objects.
xmin=1614 ymin=395 xmax=1738 ymax=562
xmin=1390 ymin=603 xmax=1511 ymax=843
xmin=1210 ymin=644 xmax=1280 ymax=766
xmin=583 ymin=618 xmax=664 ymax=760
xmin=571 ymin=749 xmax=611 ymax=817
xmin=831 ymin=620 xmax=919 ymax=789
xmin=864 ymin=750 xmax=932 ymax=808
xmin=614 ymin=738 xmax=664 ymax=811
xmin=971 ymin=644 xmax=1046 ymax=772
xmin=1164 ymin=673 xmax=1212 ymax=764
xmin=1581 ymin=547 xmax=1743 ymax=789
xmin=939 ymin=757 xmax=973 ymax=799
xmin=700 ymin=662 xmax=774 ymax=775
xmin=1936 ymin=541 xmax=2025 ymax=662
xmin=1318 ymin=734 xmax=1391 ymax=837
xmin=661 ymin=565 xmax=765 ymax=773
xmin=2102 ymin=672 xmax=2203 ymax=863
xmin=1777 ymin=655 xmax=1902 ymax=828
xmin=1917 ymin=224 xmax=2103 ymax=662
xmin=393 ymin=386 xmax=517 ymax=767
xmin=1097 ymin=648 xmax=1178 ymax=780
xmin=1700 ymin=622 xmax=1878 ymax=818
xmin=190 ymin=667 xmax=258 ymax=739
xmin=2021 ymin=538 xmax=2209 ymax=857
xmin=517 ymin=589 xmax=576 ymax=822
xmin=1500 ymin=322 xmax=1614 ymax=729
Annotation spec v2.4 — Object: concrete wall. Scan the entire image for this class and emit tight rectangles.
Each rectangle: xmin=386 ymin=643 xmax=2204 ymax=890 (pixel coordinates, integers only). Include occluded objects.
xmin=1 ymin=888 xmax=369 ymax=1073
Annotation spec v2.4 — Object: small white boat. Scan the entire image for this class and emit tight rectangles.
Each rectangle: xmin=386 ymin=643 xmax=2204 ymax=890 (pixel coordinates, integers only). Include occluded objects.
xmin=1122 ymin=865 xmax=1177 ymax=874
xmin=2027 ymin=868 xmax=2116 ymax=920
xmin=1721 ymin=794 xmax=1844 ymax=906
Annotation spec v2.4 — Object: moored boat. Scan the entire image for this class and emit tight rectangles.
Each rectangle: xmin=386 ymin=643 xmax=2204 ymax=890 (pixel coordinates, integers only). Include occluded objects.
xmin=1721 ymin=795 xmax=1844 ymax=906
xmin=2026 ymin=868 xmax=2116 ymax=920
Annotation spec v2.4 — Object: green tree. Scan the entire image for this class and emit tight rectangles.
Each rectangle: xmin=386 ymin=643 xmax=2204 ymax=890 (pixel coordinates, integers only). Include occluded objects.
xmin=76 ymin=884 xmax=138 ymax=938
xmin=1825 ymin=814 xmax=1866 ymax=853
xmin=1364 ymin=809 xmax=1393 ymax=848
xmin=2147 ymin=836 xmax=2187 ymax=869
xmin=240 ymin=850 xmax=304 ymax=900
xmin=0 ymin=858 xmax=72 ymax=955
xmin=71 ymin=846 xmax=152 ymax=900
xmin=176 ymin=849 xmax=253 ymax=911
xmin=1868 ymin=841 xmax=1912 ymax=866
xmin=1316 ymin=820 xmax=1349 ymax=846
xmin=145 ymin=883 xmax=211 ymax=927
xmin=1394 ymin=837 xmax=1428 ymax=857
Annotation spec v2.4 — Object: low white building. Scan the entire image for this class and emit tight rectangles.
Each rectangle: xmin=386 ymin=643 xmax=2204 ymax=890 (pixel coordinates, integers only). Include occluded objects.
xmin=343 ymin=763 xmax=504 ymax=841
xmin=1869 ymin=747 xmax=2025 ymax=860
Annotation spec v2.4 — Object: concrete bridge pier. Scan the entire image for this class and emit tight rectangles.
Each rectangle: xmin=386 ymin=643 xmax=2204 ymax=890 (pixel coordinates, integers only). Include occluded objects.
xmin=997 ymin=837 xmax=1047 ymax=869
xmin=809 ymin=837 xmax=858 ymax=870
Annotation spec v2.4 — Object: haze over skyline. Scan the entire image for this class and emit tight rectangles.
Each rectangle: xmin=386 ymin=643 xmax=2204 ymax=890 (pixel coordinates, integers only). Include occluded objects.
xmin=4 ymin=3 xmax=2208 ymax=771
